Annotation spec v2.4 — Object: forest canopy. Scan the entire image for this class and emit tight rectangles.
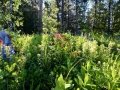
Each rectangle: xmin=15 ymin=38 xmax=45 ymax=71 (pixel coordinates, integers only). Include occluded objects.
xmin=0 ymin=0 xmax=120 ymax=35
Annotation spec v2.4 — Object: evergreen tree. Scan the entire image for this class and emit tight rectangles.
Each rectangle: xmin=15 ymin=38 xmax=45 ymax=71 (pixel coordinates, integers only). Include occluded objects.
xmin=43 ymin=0 xmax=60 ymax=33
xmin=113 ymin=0 xmax=120 ymax=33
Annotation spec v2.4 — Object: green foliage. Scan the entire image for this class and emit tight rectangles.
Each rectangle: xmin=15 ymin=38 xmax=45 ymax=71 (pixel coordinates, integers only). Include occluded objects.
xmin=0 ymin=0 xmax=23 ymax=31
xmin=52 ymin=74 xmax=66 ymax=90
xmin=0 ymin=32 xmax=120 ymax=90
xmin=43 ymin=0 xmax=61 ymax=33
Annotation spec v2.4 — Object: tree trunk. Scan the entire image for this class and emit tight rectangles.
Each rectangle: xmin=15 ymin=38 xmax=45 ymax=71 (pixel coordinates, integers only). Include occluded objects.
xmin=39 ymin=0 xmax=43 ymax=34
xmin=75 ymin=0 xmax=78 ymax=34
xmin=108 ymin=1 xmax=111 ymax=35
xmin=93 ymin=0 xmax=98 ymax=30
xmin=10 ymin=0 xmax=12 ymax=31
xmin=62 ymin=0 xmax=64 ymax=31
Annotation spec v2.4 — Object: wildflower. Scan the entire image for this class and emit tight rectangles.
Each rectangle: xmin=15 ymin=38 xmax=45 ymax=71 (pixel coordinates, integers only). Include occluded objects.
xmin=71 ymin=50 xmax=81 ymax=58
xmin=116 ymin=48 xmax=120 ymax=51
xmin=82 ymin=41 xmax=89 ymax=53
xmin=108 ymin=41 xmax=116 ymax=49
xmin=98 ymin=61 xmax=101 ymax=64
xmin=50 ymin=41 xmax=53 ymax=45
xmin=61 ymin=44 xmax=64 ymax=47
xmin=54 ymin=34 xmax=62 ymax=40
xmin=37 ymin=54 xmax=41 ymax=58
xmin=27 ymin=53 xmax=31 ymax=57
xmin=62 ymin=37 xmax=66 ymax=41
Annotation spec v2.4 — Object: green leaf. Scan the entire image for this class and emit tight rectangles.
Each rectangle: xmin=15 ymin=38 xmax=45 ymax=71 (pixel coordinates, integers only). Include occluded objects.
xmin=86 ymin=84 xmax=96 ymax=87
xmin=0 ymin=70 xmax=3 ymax=79
xmin=111 ymin=66 xmax=116 ymax=78
xmin=84 ymin=73 xmax=89 ymax=85
xmin=57 ymin=74 xmax=65 ymax=87
xmin=77 ymin=88 xmax=80 ymax=90
xmin=86 ymin=61 xmax=91 ymax=71
xmin=107 ymin=82 xmax=111 ymax=90
xmin=81 ymin=66 xmax=86 ymax=78
xmin=52 ymin=74 xmax=65 ymax=90
xmin=77 ymin=75 xmax=84 ymax=87
xmin=65 ymin=84 xmax=71 ymax=89
xmin=35 ymin=84 xmax=40 ymax=90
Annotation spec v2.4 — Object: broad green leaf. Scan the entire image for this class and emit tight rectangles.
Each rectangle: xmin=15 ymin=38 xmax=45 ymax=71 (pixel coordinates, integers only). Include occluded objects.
xmin=35 ymin=84 xmax=40 ymax=90
xmin=111 ymin=66 xmax=116 ymax=78
xmin=57 ymin=74 xmax=65 ymax=87
xmin=86 ymin=61 xmax=91 ymax=71
xmin=65 ymin=84 xmax=71 ymax=89
xmin=81 ymin=66 xmax=86 ymax=78
xmin=84 ymin=73 xmax=89 ymax=85
xmin=107 ymin=82 xmax=111 ymax=90
xmin=52 ymin=74 xmax=65 ymax=90
xmin=77 ymin=75 xmax=84 ymax=87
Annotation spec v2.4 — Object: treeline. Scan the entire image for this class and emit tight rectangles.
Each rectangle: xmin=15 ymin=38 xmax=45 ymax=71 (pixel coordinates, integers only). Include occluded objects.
xmin=0 ymin=0 xmax=59 ymax=34
xmin=57 ymin=0 xmax=120 ymax=35
xmin=0 ymin=0 xmax=120 ymax=35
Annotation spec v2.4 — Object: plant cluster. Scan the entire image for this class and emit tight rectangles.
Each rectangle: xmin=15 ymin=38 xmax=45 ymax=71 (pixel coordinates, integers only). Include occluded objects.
xmin=0 ymin=32 xmax=120 ymax=90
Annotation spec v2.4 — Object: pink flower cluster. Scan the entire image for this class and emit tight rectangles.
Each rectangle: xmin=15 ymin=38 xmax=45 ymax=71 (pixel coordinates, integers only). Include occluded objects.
xmin=54 ymin=34 xmax=66 ymax=41
xmin=54 ymin=34 xmax=70 ymax=48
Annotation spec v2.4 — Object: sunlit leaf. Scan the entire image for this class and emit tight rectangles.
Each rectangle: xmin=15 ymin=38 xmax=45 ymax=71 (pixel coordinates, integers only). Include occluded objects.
xmin=84 ymin=73 xmax=89 ymax=85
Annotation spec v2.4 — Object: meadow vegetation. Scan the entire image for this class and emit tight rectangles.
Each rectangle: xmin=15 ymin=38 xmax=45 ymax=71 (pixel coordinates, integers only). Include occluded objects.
xmin=0 ymin=32 xmax=120 ymax=90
